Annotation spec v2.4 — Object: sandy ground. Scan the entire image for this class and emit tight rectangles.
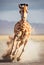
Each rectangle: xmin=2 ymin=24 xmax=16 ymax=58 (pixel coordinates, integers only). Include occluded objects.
xmin=0 ymin=62 xmax=44 ymax=65
xmin=0 ymin=35 xmax=44 ymax=65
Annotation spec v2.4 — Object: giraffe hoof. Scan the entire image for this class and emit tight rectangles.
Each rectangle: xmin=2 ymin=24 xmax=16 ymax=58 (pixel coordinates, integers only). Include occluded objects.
xmin=17 ymin=57 xmax=20 ymax=61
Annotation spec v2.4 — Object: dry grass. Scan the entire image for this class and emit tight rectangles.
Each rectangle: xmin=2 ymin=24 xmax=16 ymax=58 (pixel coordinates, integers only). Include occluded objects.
xmin=31 ymin=35 xmax=44 ymax=41
xmin=0 ymin=35 xmax=9 ymax=41
xmin=0 ymin=35 xmax=44 ymax=41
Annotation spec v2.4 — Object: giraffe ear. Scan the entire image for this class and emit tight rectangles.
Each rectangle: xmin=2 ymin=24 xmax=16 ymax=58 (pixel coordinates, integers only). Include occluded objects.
xmin=18 ymin=4 xmax=21 ymax=8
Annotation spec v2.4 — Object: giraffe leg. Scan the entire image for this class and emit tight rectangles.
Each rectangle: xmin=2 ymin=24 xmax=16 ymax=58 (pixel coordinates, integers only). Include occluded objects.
xmin=11 ymin=39 xmax=18 ymax=55
xmin=10 ymin=32 xmax=22 ymax=60
xmin=10 ymin=39 xmax=21 ymax=60
xmin=10 ymin=40 xmax=22 ymax=62
xmin=17 ymin=40 xmax=27 ymax=61
xmin=17 ymin=47 xmax=24 ymax=61
xmin=11 ymin=39 xmax=27 ymax=62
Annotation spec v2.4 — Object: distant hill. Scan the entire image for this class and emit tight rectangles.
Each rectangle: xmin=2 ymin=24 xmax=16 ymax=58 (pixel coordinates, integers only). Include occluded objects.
xmin=0 ymin=20 xmax=44 ymax=35
xmin=0 ymin=20 xmax=15 ymax=35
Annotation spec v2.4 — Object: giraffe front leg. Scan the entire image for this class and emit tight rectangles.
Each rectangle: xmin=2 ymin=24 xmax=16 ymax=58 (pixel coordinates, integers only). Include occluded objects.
xmin=10 ymin=31 xmax=22 ymax=59
xmin=17 ymin=47 xmax=24 ymax=61
xmin=10 ymin=40 xmax=21 ymax=61
xmin=12 ymin=42 xmax=25 ymax=62
xmin=16 ymin=39 xmax=27 ymax=61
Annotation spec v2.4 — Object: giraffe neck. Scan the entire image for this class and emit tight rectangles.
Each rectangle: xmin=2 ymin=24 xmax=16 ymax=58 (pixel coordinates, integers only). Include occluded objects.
xmin=20 ymin=19 xmax=27 ymax=23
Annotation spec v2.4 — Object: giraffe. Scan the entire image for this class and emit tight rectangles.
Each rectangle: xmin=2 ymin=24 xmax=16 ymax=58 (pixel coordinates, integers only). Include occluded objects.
xmin=2 ymin=4 xmax=31 ymax=62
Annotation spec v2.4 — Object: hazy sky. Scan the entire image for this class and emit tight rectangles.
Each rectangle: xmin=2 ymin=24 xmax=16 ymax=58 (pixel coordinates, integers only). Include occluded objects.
xmin=0 ymin=0 xmax=44 ymax=23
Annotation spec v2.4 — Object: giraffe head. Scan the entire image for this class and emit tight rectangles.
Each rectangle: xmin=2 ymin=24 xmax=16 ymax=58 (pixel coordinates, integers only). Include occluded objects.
xmin=19 ymin=4 xmax=28 ymax=21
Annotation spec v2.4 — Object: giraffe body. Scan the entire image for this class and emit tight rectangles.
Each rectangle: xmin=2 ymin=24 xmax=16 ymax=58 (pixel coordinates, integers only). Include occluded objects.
xmin=11 ymin=20 xmax=31 ymax=61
